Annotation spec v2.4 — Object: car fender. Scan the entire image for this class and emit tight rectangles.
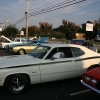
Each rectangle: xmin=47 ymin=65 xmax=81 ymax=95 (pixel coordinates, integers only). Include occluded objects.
xmin=87 ymin=64 xmax=100 ymax=70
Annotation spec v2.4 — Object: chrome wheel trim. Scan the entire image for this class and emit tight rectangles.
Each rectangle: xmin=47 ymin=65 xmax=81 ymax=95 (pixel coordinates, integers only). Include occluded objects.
xmin=9 ymin=76 xmax=26 ymax=92
xmin=19 ymin=50 xmax=24 ymax=55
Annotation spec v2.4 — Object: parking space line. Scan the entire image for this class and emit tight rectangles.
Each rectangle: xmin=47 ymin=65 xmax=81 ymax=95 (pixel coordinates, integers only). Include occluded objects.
xmin=70 ymin=89 xmax=91 ymax=96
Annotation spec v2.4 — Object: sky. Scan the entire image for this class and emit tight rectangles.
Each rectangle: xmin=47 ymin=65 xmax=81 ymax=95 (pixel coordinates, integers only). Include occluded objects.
xmin=0 ymin=0 xmax=100 ymax=30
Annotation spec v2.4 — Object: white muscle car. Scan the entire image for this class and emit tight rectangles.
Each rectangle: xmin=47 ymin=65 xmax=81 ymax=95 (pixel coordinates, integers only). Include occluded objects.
xmin=0 ymin=43 xmax=100 ymax=94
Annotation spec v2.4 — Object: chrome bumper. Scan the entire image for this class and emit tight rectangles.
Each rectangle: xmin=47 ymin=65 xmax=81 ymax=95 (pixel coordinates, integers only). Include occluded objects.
xmin=81 ymin=80 xmax=100 ymax=94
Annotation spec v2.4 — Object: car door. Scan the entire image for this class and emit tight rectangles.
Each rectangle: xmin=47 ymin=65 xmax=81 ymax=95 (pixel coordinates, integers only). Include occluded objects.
xmin=39 ymin=47 xmax=77 ymax=83
xmin=71 ymin=47 xmax=91 ymax=76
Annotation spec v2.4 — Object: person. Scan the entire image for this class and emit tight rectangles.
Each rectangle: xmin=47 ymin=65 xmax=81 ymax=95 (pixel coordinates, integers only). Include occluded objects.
xmin=52 ymin=49 xmax=65 ymax=59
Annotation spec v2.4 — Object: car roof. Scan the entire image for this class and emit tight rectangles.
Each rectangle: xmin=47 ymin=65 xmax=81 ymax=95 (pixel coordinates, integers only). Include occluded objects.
xmin=40 ymin=43 xmax=100 ymax=56
xmin=40 ymin=43 xmax=84 ymax=48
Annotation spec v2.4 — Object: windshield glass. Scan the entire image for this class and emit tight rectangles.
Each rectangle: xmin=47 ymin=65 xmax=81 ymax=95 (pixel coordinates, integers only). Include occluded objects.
xmin=28 ymin=45 xmax=51 ymax=59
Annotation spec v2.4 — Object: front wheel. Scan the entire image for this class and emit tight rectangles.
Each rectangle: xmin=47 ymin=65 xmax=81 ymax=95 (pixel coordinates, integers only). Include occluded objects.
xmin=18 ymin=49 xmax=25 ymax=55
xmin=4 ymin=74 xmax=30 ymax=94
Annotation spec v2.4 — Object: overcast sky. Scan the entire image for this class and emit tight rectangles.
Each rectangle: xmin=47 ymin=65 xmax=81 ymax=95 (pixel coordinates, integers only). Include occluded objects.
xmin=0 ymin=0 xmax=100 ymax=30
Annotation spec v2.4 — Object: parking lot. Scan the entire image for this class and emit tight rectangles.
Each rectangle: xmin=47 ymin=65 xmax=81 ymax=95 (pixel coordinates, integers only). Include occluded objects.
xmin=0 ymin=48 xmax=100 ymax=100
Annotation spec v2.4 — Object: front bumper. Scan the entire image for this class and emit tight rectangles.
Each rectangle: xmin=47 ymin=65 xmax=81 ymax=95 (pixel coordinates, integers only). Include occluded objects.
xmin=81 ymin=80 xmax=100 ymax=94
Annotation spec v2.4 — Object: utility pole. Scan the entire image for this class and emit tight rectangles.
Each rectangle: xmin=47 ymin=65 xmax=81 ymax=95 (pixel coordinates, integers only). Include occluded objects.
xmin=25 ymin=0 xmax=34 ymax=39
xmin=25 ymin=11 xmax=28 ymax=39
xmin=25 ymin=0 xmax=31 ymax=39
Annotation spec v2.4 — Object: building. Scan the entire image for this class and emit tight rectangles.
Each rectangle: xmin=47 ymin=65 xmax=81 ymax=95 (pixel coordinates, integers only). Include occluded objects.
xmin=76 ymin=33 xmax=85 ymax=39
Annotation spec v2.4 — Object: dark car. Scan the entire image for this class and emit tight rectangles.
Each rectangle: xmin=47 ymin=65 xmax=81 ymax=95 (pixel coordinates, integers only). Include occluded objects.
xmin=82 ymin=42 xmax=93 ymax=47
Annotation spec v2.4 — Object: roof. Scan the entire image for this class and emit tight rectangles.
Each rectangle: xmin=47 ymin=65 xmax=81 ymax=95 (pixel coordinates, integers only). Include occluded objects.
xmin=40 ymin=43 xmax=99 ymax=56
xmin=40 ymin=43 xmax=85 ymax=48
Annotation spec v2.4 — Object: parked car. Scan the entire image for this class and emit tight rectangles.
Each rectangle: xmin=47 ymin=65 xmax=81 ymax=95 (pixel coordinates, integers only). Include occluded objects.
xmin=3 ymin=36 xmax=48 ymax=50
xmin=81 ymin=65 xmax=100 ymax=94
xmin=82 ymin=42 xmax=97 ymax=51
xmin=8 ymin=40 xmax=40 ymax=55
xmin=82 ymin=42 xmax=93 ymax=47
xmin=0 ymin=35 xmax=27 ymax=49
xmin=70 ymin=40 xmax=97 ymax=52
xmin=0 ymin=44 xmax=100 ymax=94
xmin=5 ymin=40 xmax=32 ymax=50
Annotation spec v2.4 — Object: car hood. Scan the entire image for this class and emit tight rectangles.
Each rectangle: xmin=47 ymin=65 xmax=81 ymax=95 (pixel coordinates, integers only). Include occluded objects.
xmin=85 ymin=67 xmax=100 ymax=79
xmin=0 ymin=55 xmax=41 ymax=68
xmin=1 ymin=35 xmax=12 ymax=42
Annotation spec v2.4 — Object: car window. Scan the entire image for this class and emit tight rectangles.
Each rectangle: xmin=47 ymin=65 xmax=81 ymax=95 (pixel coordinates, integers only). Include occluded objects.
xmin=33 ymin=41 xmax=38 ymax=43
xmin=16 ymin=39 xmax=20 ymax=42
xmin=46 ymin=47 xmax=73 ymax=59
xmin=21 ymin=39 xmax=27 ymax=42
xmin=71 ymin=47 xmax=85 ymax=57
xmin=28 ymin=45 xmax=51 ymax=59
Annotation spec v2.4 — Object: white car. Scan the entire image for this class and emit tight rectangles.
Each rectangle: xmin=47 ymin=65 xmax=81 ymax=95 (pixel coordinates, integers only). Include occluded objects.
xmin=0 ymin=35 xmax=27 ymax=49
xmin=0 ymin=44 xmax=100 ymax=94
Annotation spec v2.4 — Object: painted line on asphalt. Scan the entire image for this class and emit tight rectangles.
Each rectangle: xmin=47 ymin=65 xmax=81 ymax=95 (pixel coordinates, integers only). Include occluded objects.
xmin=70 ymin=89 xmax=91 ymax=96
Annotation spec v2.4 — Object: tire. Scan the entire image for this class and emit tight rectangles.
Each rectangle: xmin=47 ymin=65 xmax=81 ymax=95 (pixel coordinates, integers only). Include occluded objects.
xmin=4 ymin=74 xmax=30 ymax=94
xmin=18 ymin=49 xmax=25 ymax=55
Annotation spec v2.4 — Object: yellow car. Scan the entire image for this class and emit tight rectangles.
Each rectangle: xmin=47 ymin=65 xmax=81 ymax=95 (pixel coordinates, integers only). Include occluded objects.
xmin=9 ymin=41 xmax=38 ymax=55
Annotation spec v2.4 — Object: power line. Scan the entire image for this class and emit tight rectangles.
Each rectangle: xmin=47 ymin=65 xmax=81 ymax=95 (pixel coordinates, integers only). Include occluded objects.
xmin=13 ymin=0 xmax=85 ymax=26
xmin=13 ymin=0 xmax=100 ymax=28
xmin=29 ymin=0 xmax=85 ymax=16
xmin=13 ymin=0 xmax=61 ymax=26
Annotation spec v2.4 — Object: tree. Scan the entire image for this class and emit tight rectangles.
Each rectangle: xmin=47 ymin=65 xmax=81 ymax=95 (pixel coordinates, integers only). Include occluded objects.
xmin=94 ymin=19 xmax=100 ymax=35
xmin=21 ymin=25 xmax=39 ymax=37
xmin=1 ymin=25 xmax=19 ymax=38
xmin=49 ymin=31 xmax=65 ymax=39
xmin=58 ymin=19 xmax=80 ymax=40
xmin=39 ymin=22 xmax=53 ymax=37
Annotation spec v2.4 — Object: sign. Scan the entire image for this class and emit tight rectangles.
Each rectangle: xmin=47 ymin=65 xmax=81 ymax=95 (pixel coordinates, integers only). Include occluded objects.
xmin=20 ymin=31 xmax=24 ymax=35
xmin=86 ymin=23 xmax=93 ymax=31
xmin=0 ymin=28 xmax=2 ymax=31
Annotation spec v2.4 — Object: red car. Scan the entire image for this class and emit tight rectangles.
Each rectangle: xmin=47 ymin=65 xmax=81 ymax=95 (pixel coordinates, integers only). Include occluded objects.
xmin=81 ymin=66 xmax=100 ymax=94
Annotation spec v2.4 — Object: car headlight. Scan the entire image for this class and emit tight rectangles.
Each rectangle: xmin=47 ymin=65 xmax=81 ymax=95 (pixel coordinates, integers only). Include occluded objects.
xmin=91 ymin=78 xmax=97 ymax=84
xmin=85 ymin=75 xmax=91 ymax=81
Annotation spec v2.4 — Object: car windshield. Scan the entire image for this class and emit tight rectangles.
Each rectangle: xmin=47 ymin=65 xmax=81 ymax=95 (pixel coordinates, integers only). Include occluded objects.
xmin=28 ymin=45 xmax=51 ymax=59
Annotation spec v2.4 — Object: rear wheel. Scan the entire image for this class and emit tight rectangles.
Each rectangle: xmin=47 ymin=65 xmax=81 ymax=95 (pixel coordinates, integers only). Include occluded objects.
xmin=4 ymin=74 xmax=30 ymax=94
xmin=18 ymin=49 xmax=25 ymax=55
